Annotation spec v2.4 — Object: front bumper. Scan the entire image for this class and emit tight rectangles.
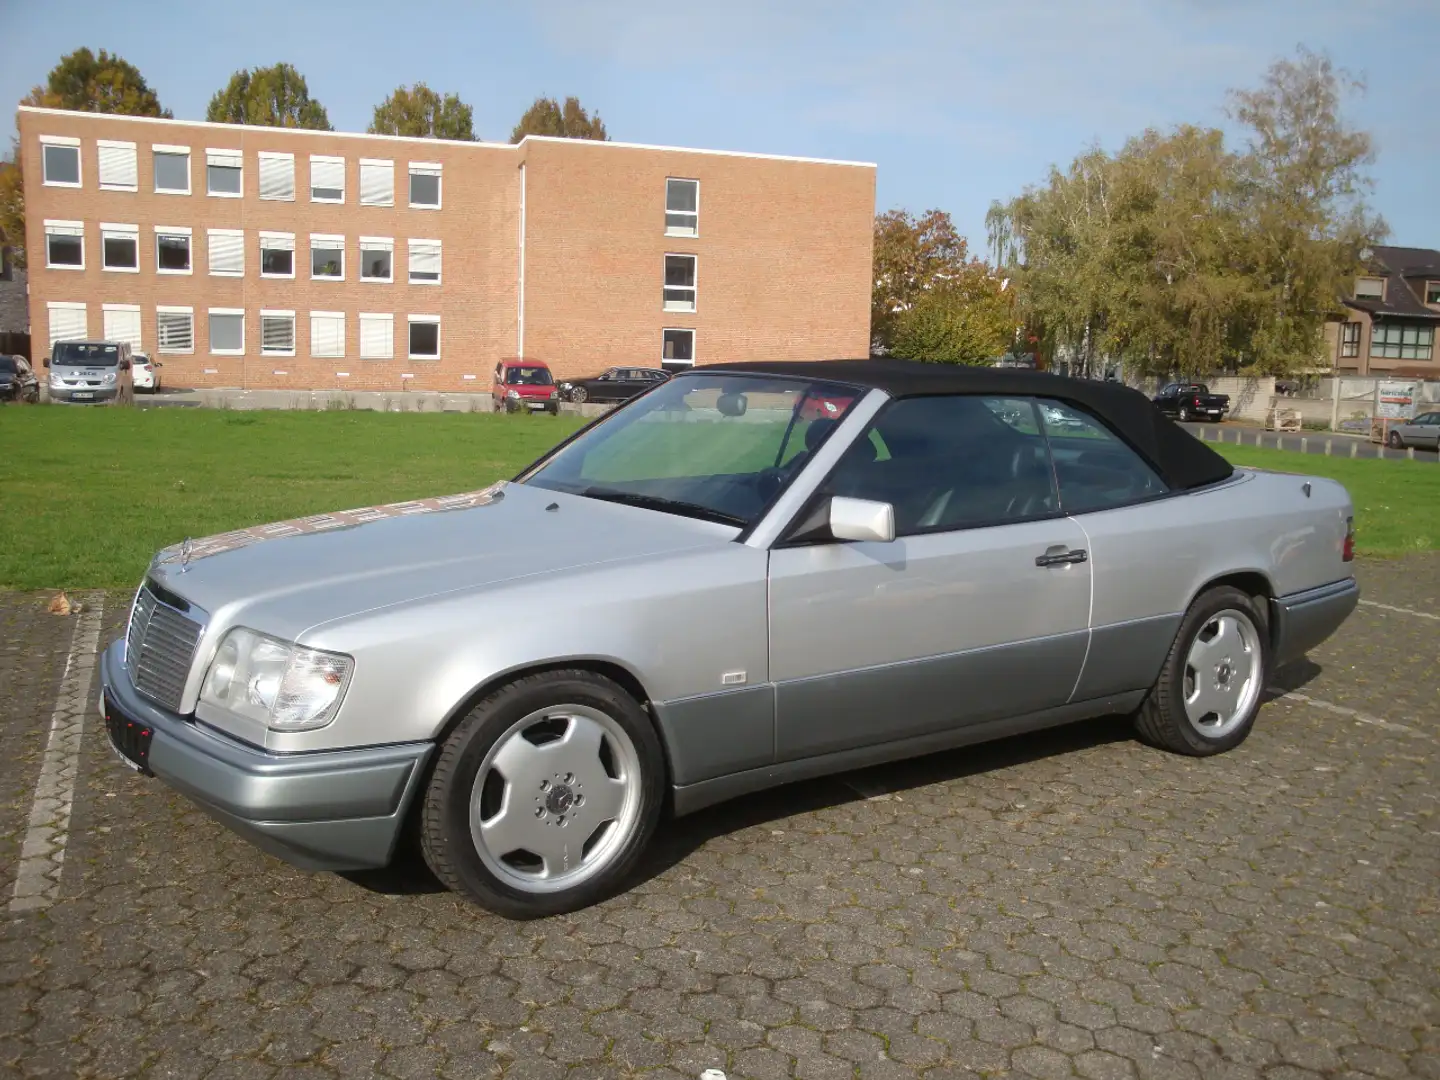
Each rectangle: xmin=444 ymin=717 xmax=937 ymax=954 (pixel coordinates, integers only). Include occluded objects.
xmin=99 ymin=640 xmax=433 ymax=872
xmin=50 ymin=386 xmax=119 ymax=404
xmin=1271 ymin=578 xmax=1359 ymax=669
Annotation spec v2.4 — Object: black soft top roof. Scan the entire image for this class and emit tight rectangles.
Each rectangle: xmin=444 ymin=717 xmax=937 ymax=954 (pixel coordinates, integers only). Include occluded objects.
xmin=685 ymin=357 xmax=1235 ymax=491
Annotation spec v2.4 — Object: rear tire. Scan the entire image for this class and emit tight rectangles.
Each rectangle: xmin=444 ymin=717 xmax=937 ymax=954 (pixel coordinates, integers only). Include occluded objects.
xmin=420 ymin=670 xmax=665 ymax=919
xmin=1388 ymin=431 xmax=1403 ymax=449
xmin=1134 ymin=585 xmax=1269 ymax=756
xmin=1178 ymin=406 xmax=1191 ymax=422
xmin=572 ymin=387 xmax=587 ymax=404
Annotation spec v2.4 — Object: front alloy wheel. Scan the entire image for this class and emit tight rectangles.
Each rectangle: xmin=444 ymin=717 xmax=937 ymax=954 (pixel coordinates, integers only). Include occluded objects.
xmin=420 ymin=670 xmax=664 ymax=918
xmin=1178 ymin=405 xmax=1191 ymax=422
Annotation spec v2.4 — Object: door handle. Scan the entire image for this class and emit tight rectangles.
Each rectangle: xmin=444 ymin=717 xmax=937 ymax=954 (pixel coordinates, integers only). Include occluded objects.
xmin=1036 ymin=548 xmax=1088 ymax=567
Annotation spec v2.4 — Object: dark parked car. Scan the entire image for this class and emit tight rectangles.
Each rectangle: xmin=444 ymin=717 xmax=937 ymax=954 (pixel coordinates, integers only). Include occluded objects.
xmin=1153 ymin=382 xmax=1230 ymax=422
xmin=560 ymin=367 xmax=670 ymax=404
xmin=0 ymin=355 xmax=40 ymax=403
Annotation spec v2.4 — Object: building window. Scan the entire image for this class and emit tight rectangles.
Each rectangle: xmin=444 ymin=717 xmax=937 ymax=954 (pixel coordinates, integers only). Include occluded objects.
xmin=360 ymin=237 xmax=394 ymax=282
xmin=40 ymin=136 xmax=81 ymax=187
xmin=260 ymin=232 xmax=296 ymax=278
xmin=407 ymin=239 xmax=441 ymax=284
xmin=359 ymin=159 xmax=394 ymax=206
xmin=359 ymin=313 xmax=394 ymax=359
xmin=207 ymin=229 xmax=244 ymax=276
xmin=258 ymin=152 xmax=295 ymax=201
xmin=157 ymin=307 xmax=195 ymax=354
xmin=1371 ymin=323 xmax=1434 ymax=361
xmin=311 ymin=234 xmax=344 ymax=279
xmin=103 ymin=304 xmax=142 ymax=352
xmin=665 ymin=178 xmax=699 ymax=237
xmin=408 ymin=315 xmax=440 ymax=360
xmin=208 ymin=309 xmax=245 ymax=355
xmin=101 ymin=223 xmax=139 ymax=272
xmin=206 ymin=149 xmax=243 ymax=197
xmin=1340 ymin=321 xmax=1361 ymax=359
xmin=1427 ymin=282 xmax=1440 ymax=306
xmin=1355 ymin=277 xmax=1384 ymax=301
xmin=44 ymin=220 xmax=85 ymax=269
xmin=47 ymin=302 xmax=87 ymax=349
xmin=662 ymin=328 xmax=695 ymax=365
xmin=97 ymin=140 xmax=138 ymax=191
xmin=310 ymin=155 xmax=345 ymax=202
xmin=261 ymin=310 xmax=296 ymax=356
xmin=311 ymin=312 xmax=345 ymax=358
xmin=155 ymin=227 xmax=192 ymax=274
xmin=409 ymin=163 xmax=441 ymax=208
xmin=664 ymin=254 xmax=697 ymax=312
xmin=153 ymin=145 xmax=190 ymax=194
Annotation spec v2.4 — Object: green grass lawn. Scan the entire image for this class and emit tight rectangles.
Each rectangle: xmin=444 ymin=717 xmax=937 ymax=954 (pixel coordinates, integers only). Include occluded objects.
xmin=0 ymin=407 xmax=1434 ymax=590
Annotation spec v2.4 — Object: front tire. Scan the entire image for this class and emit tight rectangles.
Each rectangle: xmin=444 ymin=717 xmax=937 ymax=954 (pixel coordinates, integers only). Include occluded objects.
xmin=1178 ymin=405 xmax=1191 ymax=422
xmin=571 ymin=387 xmax=587 ymax=404
xmin=420 ymin=670 xmax=665 ymax=918
xmin=1133 ymin=586 xmax=1269 ymax=756
xmin=1388 ymin=431 xmax=1404 ymax=449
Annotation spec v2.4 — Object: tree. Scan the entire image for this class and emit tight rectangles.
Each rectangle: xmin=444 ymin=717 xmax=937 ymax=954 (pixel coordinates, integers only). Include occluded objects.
xmin=0 ymin=148 xmax=24 ymax=268
xmin=510 ymin=96 xmax=608 ymax=143
xmin=871 ymin=209 xmax=971 ymax=353
xmin=369 ymin=83 xmax=475 ymax=140
xmin=21 ymin=47 xmax=170 ymax=117
xmin=207 ymin=63 xmax=332 ymax=129
xmin=889 ymin=276 xmax=1016 ymax=366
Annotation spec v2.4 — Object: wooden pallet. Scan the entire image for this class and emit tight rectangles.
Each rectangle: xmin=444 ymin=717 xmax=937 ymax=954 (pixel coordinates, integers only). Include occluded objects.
xmin=1265 ymin=408 xmax=1302 ymax=433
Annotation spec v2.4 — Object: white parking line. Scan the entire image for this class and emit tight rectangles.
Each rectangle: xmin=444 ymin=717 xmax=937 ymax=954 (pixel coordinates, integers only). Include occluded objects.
xmin=9 ymin=595 xmax=104 ymax=914
xmin=1266 ymin=686 xmax=1431 ymax=742
xmin=1359 ymin=599 xmax=1438 ymax=622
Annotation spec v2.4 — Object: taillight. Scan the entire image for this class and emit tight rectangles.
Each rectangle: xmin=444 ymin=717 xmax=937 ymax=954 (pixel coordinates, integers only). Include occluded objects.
xmin=1342 ymin=516 xmax=1355 ymax=562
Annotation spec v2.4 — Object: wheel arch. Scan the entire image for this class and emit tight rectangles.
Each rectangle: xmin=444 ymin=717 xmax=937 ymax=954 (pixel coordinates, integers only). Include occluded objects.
xmin=1189 ymin=569 xmax=1277 ymax=645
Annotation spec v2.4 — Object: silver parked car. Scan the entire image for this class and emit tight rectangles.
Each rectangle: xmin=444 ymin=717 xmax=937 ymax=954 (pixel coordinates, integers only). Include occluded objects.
xmin=46 ymin=339 xmax=136 ymax=404
xmin=1386 ymin=410 xmax=1440 ymax=451
xmin=101 ymin=359 xmax=1360 ymax=917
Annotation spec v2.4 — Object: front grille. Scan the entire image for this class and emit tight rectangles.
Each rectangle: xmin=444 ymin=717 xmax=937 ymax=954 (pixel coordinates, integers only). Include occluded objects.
xmin=126 ymin=585 xmax=202 ymax=711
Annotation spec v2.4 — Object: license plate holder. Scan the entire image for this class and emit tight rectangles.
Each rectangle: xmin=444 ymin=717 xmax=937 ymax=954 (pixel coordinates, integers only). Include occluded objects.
xmin=527 ymin=401 xmax=547 ymax=410
xmin=72 ymin=391 xmax=95 ymax=400
xmin=104 ymin=695 xmax=154 ymax=775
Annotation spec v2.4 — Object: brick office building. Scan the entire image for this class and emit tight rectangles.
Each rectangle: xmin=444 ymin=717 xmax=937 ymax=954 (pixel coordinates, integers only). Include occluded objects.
xmin=18 ymin=105 xmax=876 ymax=391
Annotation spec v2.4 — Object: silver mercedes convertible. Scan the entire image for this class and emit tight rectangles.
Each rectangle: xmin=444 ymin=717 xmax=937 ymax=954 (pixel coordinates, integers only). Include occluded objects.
xmin=101 ymin=359 xmax=1359 ymax=917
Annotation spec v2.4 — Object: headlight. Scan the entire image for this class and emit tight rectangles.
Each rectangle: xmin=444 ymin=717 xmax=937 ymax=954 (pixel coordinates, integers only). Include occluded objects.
xmin=506 ymin=389 xmax=519 ymax=399
xmin=49 ymin=371 xmax=64 ymax=384
xmin=199 ymin=627 xmax=353 ymax=731
xmin=549 ymin=389 xmax=559 ymax=399
xmin=102 ymin=372 xmax=117 ymax=385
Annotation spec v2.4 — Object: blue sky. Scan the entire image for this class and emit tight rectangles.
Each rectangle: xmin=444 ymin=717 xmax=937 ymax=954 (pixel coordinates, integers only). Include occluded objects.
xmin=4 ymin=0 xmax=1437 ymax=252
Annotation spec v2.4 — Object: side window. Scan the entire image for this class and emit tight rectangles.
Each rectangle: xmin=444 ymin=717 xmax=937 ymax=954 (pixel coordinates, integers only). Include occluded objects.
xmin=822 ymin=395 xmax=1058 ymax=536
xmin=1037 ymin=399 xmax=1168 ymax=513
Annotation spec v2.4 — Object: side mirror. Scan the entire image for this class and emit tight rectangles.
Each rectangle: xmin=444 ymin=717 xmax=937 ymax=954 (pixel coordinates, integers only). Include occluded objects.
xmin=829 ymin=497 xmax=895 ymax=543
xmin=716 ymin=392 xmax=748 ymax=417
xmin=42 ymin=357 xmax=49 ymax=368
xmin=118 ymin=359 xmax=130 ymax=371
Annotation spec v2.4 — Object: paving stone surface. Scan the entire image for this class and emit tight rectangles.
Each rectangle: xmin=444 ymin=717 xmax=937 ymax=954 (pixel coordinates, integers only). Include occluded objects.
xmin=0 ymin=556 xmax=1436 ymax=1078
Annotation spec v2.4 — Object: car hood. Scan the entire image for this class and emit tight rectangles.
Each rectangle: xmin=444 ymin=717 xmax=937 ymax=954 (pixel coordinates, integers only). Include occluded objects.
xmin=145 ymin=481 xmax=736 ymax=642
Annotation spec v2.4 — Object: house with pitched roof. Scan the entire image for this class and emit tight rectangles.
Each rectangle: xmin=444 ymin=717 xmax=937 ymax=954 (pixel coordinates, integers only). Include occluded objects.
xmin=1324 ymin=245 xmax=1440 ymax=376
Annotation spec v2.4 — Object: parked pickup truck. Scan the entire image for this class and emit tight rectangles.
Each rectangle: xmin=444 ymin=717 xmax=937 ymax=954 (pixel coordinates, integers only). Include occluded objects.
xmin=1153 ymin=382 xmax=1230 ymax=422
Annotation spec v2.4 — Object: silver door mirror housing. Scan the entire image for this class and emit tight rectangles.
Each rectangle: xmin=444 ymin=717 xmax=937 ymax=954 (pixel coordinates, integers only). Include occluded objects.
xmin=829 ymin=497 xmax=895 ymax=543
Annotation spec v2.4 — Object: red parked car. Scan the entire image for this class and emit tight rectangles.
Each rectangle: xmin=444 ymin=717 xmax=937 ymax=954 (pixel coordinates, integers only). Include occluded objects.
xmin=493 ymin=360 xmax=560 ymax=414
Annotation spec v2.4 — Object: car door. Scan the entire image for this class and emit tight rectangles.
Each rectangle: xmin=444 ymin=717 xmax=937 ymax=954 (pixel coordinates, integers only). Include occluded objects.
xmin=767 ymin=394 xmax=1092 ymax=761
xmin=1416 ymin=412 xmax=1440 ymax=448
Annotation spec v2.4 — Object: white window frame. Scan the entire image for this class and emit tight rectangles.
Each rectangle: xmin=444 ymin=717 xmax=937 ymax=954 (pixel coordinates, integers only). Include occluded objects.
xmin=40 ymin=135 xmax=81 ymax=188
xmin=206 ymin=148 xmax=244 ymax=198
xmin=100 ymin=222 xmax=140 ymax=273
xmin=663 ymin=253 xmax=698 ymax=312
xmin=207 ymin=228 xmax=244 ymax=277
xmin=665 ymin=178 xmax=700 ymax=237
xmin=260 ymin=309 xmax=297 ymax=357
xmin=407 ymin=315 xmax=441 ymax=360
xmin=152 ymin=144 xmax=191 ymax=195
xmin=407 ymin=239 xmax=442 ymax=285
xmin=257 ymin=151 xmax=296 ymax=201
xmin=208 ymin=308 xmax=246 ymax=356
xmin=102 ymin=304 xmax=143 ymax=353
xmin=310 ymin=311 xmax=345 ymax=358
xmin=661 ymin=327 xmax=696 ymax=366
xmin=154 ymin=225 xmax=193 ymax=276
xmin=259 ymin=231 xmax=297 ymax=280
xmin=156 ymin=305 xmax=196 ymax=355
xmin=97 ymin=139 xmax=139 ymax=192
xmin=359 ymin=159 xmax=395 ymax=207
xmin=359 ymin=236 xmax=395 ymax=283
xmin=359 ymin=312 xmax=394 ymax=359
xmin=309 ymin=155 xmax=345 ymax=203
xmin=310 ymin=233 xmax=345 ymax=281
xmin=43 ymin=220 xmax=85 ymax=271
xmin=47 ymin=301 xmax=88 ymax=348
xmin=408 ymin=162 xmax=442 ymax=209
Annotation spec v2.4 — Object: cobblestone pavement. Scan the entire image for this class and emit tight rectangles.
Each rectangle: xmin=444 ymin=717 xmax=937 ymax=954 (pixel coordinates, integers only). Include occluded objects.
xmin=1 ymin=558 xmax=1436 ymax=1079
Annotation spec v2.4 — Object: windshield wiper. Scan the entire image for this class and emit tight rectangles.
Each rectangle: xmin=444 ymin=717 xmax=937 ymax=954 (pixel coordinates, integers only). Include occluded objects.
xmin=579 ymin=488 xmax=746 ymax=528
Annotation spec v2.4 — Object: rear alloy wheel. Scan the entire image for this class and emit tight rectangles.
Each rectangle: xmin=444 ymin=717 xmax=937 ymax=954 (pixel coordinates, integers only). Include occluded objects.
xmin=571 ymin=387 xmax=587 ymax=404
xmin=1134 ymin=585 xmax=1268 ymax=756
xmin=1388 ymin=431 xmax=1404 ymax=449
xmin=1178 ymin=405 xmax=1191 ymax=422
xmin=420 ymin=670 xmax=665 ymax=918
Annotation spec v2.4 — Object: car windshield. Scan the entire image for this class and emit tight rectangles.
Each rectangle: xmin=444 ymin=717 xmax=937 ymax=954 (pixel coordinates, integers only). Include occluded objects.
xmin=53 ymin=343 xmax=120 ymax=367
xmin=506 ymin=366 xmax=553 ymax=386
xmin=520 ymin=374 xmax=862 ymax=528
xmin=0 ymin=358 xmax=15 ymax=374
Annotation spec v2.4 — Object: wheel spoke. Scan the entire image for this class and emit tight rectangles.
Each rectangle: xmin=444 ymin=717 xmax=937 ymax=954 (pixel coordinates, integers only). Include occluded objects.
xmin=1187 ymin=626 xmax=1218 ymax=668
xmin=490 ymin=730 xmax=548 ymax=789
xmin=526 ymin=820 xmax=578 ymax=879
xmin=582 ymin=774 xmax=628 ymax=825
xmin=476 ymin=793 xmax=530 ymax=858
xmin=1209 ymin=616 xmax=1241 ymax=655
xmin=556 ymin=714 xmax=608 ymax=774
